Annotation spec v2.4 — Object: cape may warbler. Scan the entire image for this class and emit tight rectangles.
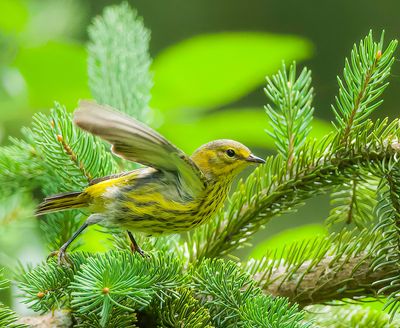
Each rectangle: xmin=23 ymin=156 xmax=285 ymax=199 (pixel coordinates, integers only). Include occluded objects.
xmin=36 ymin=101 xmax=265 ymax=263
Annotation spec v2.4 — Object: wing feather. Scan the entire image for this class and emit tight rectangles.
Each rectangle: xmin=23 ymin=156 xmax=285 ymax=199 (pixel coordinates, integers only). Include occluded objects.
xmin=73 ymin=101 xmax=205 ymax=197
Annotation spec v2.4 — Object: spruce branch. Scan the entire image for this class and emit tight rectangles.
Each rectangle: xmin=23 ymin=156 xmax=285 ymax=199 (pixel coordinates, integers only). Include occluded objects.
xmin=156 ymin=288 xmax=213 ymax=328
xmin=265 ymin=62 xmax=314 ymax=167
xmin=69 ymin=251 xmax=184 ymax=326
xmin=0 ymin=129 xmax=45 ymax=192
xmin=0 ymin=304 xmax=27 ymax=328
xmin=371 ymin=168 xmax=400 ymax=317
xmin=74 ymin=309 xmax=138 ymax=328
xmin=245 ymin=230 xmax=394 ymax=307
xmin=327 ymin=31 xmax=396 ymax=231
xmin=191 ymin=259 xmax=261 ymax=327
xmin=327 ymin=171 xmax=378 ymax=228
xmin=88 ymin=2 xmax=153 ymax=122
xmin=0 ymin=268 xmax=27 ymax=328
xmin=18 ymin=252 xmax=90 ymax=313
xmin=31 ymin=103 xmax=117 ymax=193
xmin=240 ymin=296 xmax=311 ymax=328
xmin=191 ymin=259 xmax=309 ymax=328
xmin=332 ymin=31 xmax=397 ymax=146
xmin=305 ymin=304 xmax=400 ymax=328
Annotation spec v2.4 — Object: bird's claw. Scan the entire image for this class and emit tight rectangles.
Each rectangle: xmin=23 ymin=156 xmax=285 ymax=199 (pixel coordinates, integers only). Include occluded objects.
xmin=130 ymin=243 xmax=149 ymax=258
xmin=47 ymin=248 xmax=72 ymax=266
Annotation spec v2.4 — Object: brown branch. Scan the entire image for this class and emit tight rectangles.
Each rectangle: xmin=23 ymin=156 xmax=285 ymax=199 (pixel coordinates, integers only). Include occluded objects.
xmin=17 ymin=310 xmax=72 ymax=328
xmin=254 ymin=252 xmax=396 ymax=307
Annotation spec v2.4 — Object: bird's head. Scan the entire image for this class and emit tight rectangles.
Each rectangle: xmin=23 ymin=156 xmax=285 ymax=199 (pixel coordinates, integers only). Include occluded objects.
xmin=190 ymin=139 xmax=265 ymax=181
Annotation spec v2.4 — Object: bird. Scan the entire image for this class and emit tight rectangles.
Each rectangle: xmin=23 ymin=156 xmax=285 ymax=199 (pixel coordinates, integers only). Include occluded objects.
xmin=36 ymin=101 xmax=265 ymax=263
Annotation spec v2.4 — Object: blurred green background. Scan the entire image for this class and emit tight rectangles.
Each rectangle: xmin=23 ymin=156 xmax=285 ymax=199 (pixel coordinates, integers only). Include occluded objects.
xmin=1 ymin=0 xmax=399 ymax=312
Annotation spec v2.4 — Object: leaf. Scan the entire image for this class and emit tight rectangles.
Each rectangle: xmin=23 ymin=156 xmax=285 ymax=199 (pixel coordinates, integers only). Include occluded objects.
xmin=151 ymin=32 xmax=312 ymax=112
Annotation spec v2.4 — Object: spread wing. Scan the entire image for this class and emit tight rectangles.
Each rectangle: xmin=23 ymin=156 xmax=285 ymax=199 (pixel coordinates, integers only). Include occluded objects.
xmin=74 ymin=101 xmax=206 ymax=197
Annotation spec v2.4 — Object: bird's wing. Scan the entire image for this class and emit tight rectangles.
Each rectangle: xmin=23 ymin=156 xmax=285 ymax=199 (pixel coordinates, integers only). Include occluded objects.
xmin=74 ymin=101 xmax=206 ymax=197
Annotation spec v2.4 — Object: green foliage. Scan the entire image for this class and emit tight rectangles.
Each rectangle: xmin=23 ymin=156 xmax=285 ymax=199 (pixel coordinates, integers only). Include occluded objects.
xmin=18 ymin=252 xmax=90 ymax=312
xmin=245 ymin=230 xmax=382 ymax=306
xmin=192 ymin=259 xmax=262 ymax=326
xmin=157 ymin=288 xmax=213 ymax=328
xmin=306 ymin=304 xmax=400 ymax=328
xmin=153 ymin=31 xmax=314 ymax=155
xmin=191 ymin=259 xmax=310 ymax=328
xmin=70 ymin=251 xmax=185 ymax=326
xmin=0 ymin=268 xmax=26 ymax=327
xmin=265 ymin=62 xmax=314 ymax=164
xmin=31 ymin=102 xmax=117 ymax=192
xmin=0 ymin=304 xmax=26 ymax=328
xmin=327 ymin=173 xmax=378 ymax=228
xmin=0 ymin=0 xmax=28 ymax=33
xmin=332 ymin=31 xmax=397 ymax=145
xmin=240 ymin=296 xmax=310 ymax=328
xmin=74 ymin=311 xmax=138 ymax=328
xmin=327 ymin=31 xmax=397 ymax=235
xmin=88 ymin=2 xmax=152 ymax=122
xmin=0 ymin=129 xmax=44 ymax=191
xmin=372 ymin=169 xmax=400 ymax=318
xmin=40 ymin=212 xmax=87 ymax=251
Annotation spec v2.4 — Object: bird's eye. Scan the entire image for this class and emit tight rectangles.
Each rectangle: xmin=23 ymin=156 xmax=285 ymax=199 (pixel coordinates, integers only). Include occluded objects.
xmin=226 ymin=149 xmax=235 ymax=157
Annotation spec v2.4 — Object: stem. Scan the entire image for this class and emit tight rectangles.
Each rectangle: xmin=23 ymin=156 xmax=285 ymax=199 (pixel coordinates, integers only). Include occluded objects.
xmin=346 ymin=177 xmax=357 ymax=225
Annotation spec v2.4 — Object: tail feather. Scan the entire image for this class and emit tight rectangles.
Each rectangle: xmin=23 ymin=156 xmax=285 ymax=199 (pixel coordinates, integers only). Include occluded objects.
xmin=36 ymin=191 xmax=90 ymax=216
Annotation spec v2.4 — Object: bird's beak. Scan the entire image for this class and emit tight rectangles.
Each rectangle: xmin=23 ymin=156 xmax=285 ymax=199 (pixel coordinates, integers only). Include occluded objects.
xmin=246 ymin=154 xmax=265 ymax=164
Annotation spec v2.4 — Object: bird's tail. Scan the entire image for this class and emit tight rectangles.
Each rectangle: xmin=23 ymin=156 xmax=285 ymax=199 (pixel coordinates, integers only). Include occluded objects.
xmin=36 ymin=191 xmax=90 ymax=216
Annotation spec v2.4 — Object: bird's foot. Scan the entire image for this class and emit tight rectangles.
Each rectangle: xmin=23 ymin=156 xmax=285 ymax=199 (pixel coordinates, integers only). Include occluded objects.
xmin=127 ymin=230 xmax=149 ymax=258
xmin=129 ymin=242 xmax=149 ymax=258
xmin=47 ymin=248 xmax=71 ymax=266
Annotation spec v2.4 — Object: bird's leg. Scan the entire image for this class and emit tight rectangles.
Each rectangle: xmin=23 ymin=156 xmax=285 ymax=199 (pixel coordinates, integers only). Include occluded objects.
xmin=48 ymin=221 xmax=89 ymax=265
xmin=47 ymin=213 xmax=105 ymax=265
xmin=127 ymin=230 xmax=147 ymax=257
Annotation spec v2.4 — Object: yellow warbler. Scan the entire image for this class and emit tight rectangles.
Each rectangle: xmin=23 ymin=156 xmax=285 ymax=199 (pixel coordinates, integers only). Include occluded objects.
xmin=36 ymin=101 xmax=265 ymax=263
